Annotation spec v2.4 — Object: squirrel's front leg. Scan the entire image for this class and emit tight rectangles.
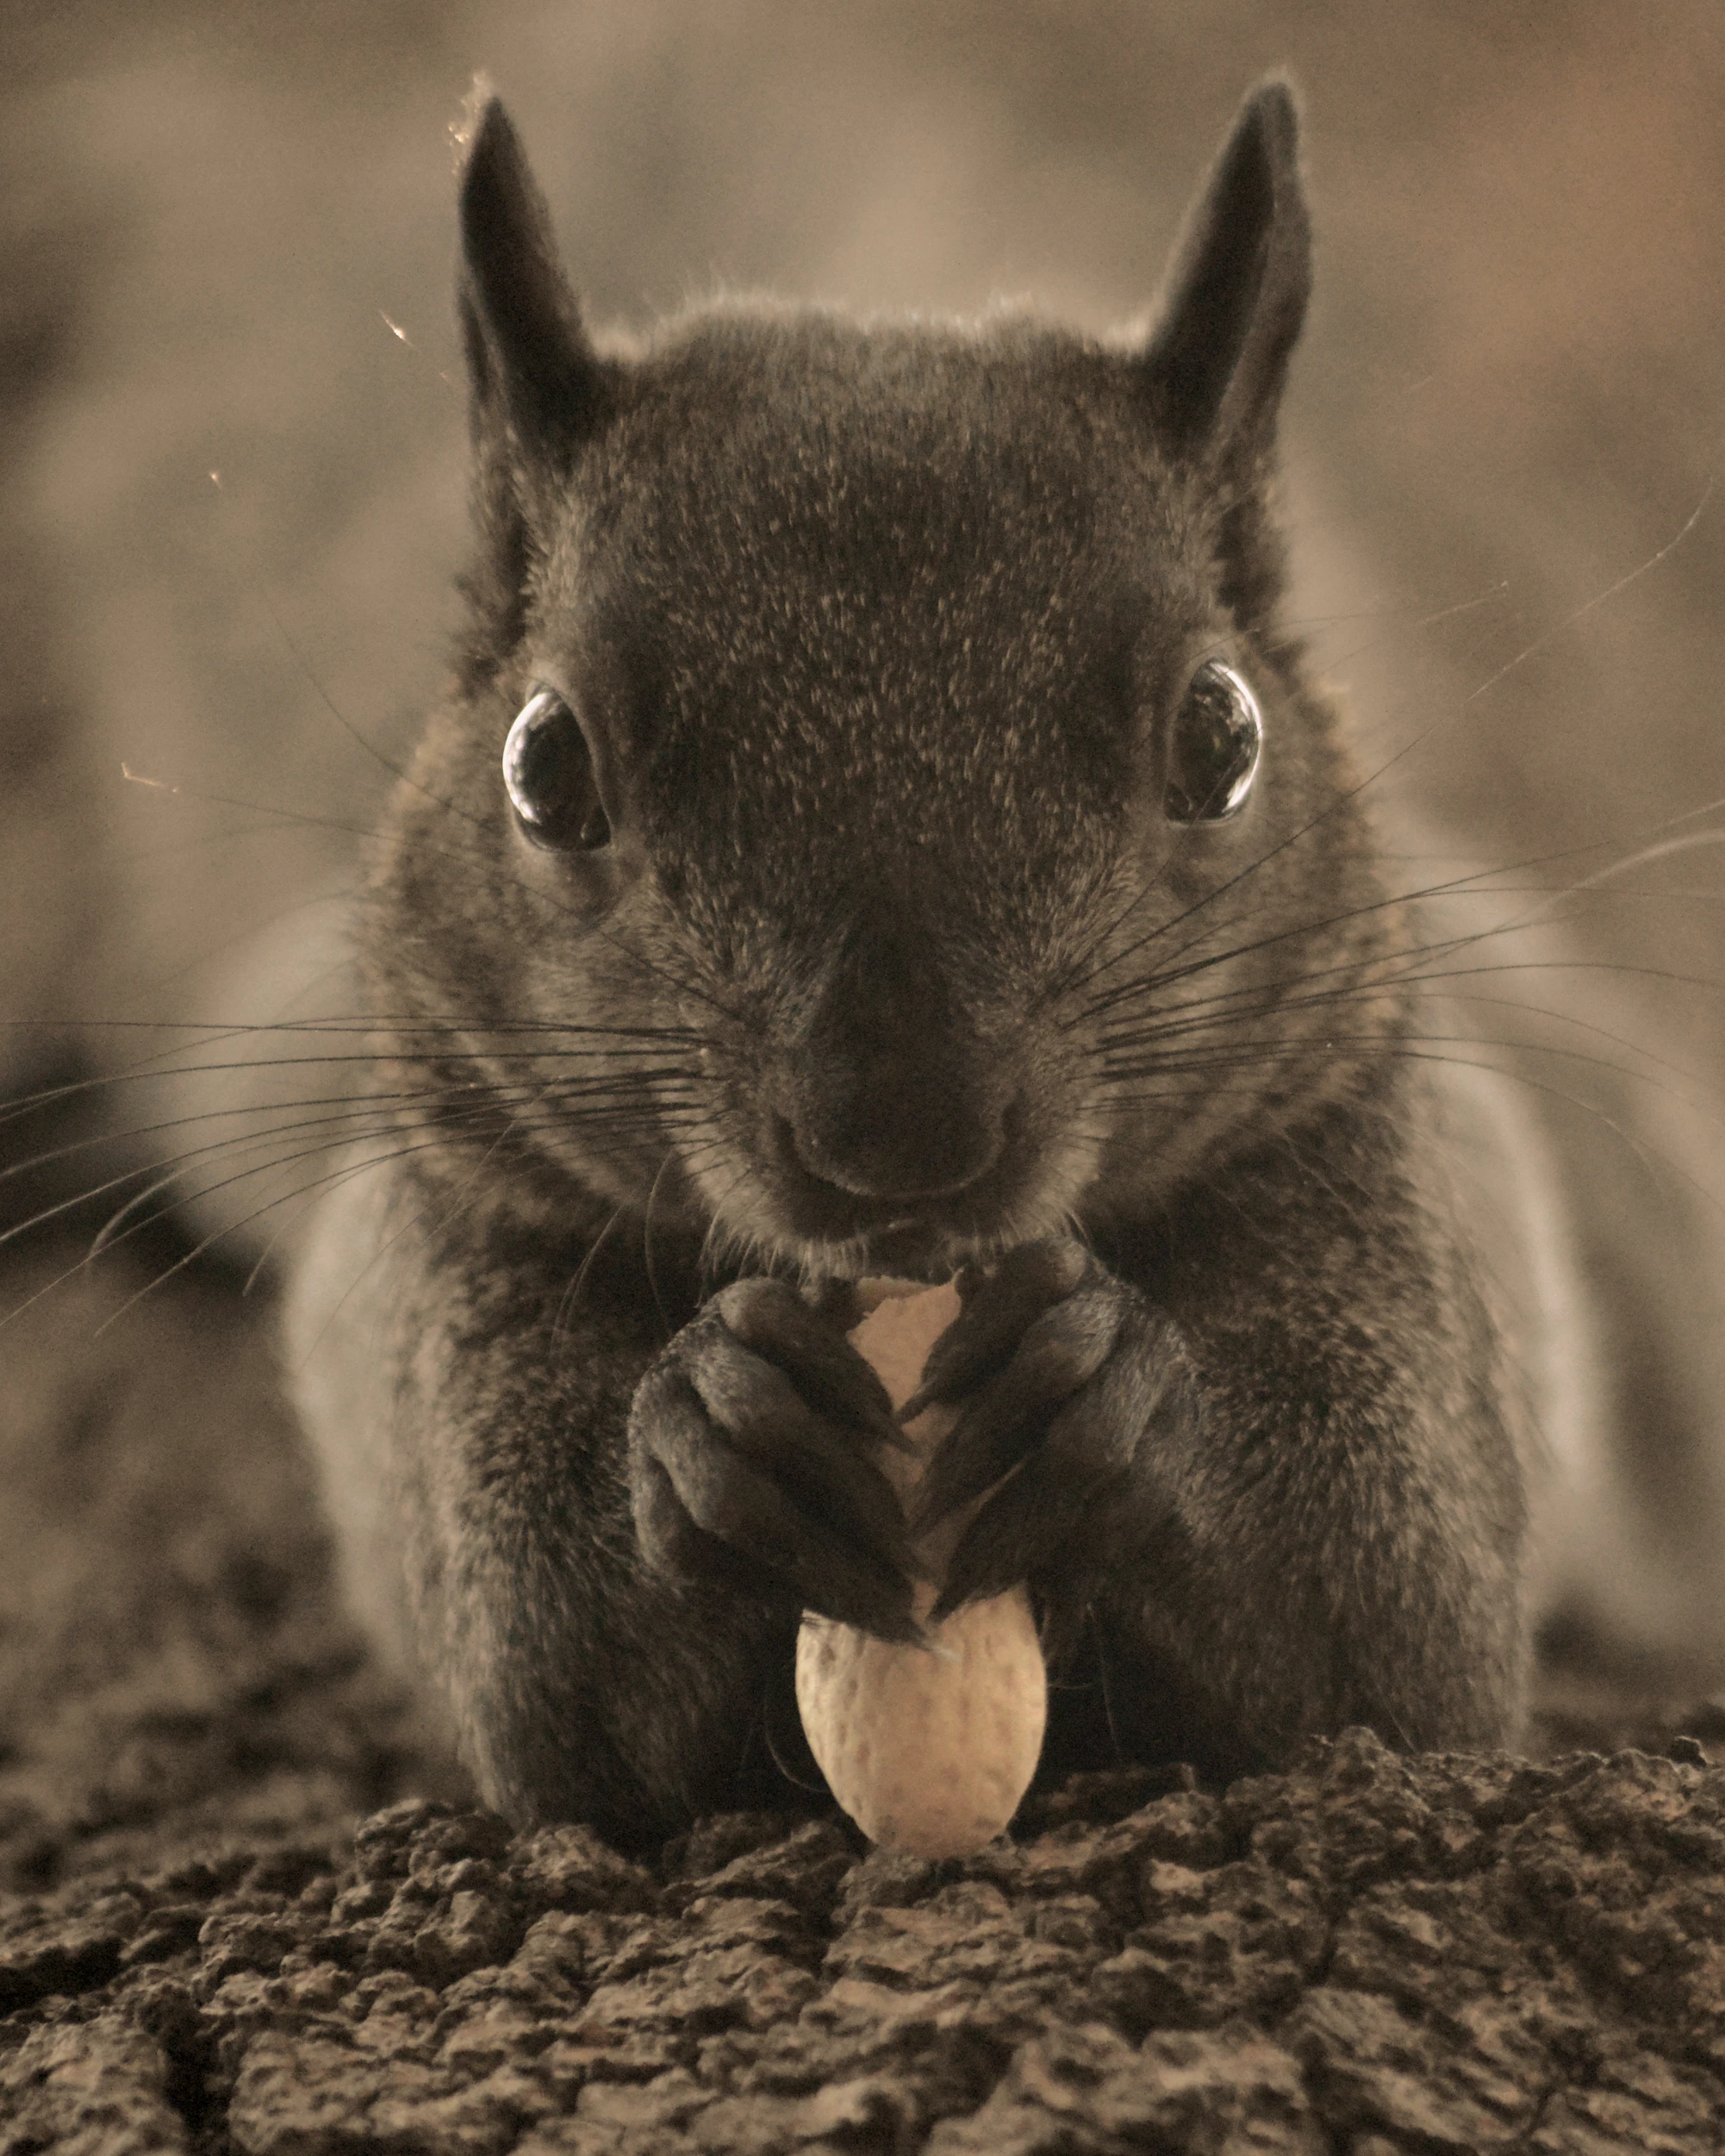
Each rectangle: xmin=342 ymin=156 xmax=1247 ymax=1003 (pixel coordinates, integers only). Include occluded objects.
xmin=910 ymin=1210 xmax=1529 ymax=1778
xmin=288 ymin=1168 xmax=866 ymax=1847
xmin=626 ymin=1277 xmax=919 ymax=1641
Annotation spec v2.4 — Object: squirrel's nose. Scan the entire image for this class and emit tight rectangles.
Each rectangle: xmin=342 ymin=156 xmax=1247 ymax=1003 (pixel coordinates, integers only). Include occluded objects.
xmin=773 ymin=1104 xmax=1005 ymax=1205
xmin=769 ymin=902 xmax=1011 ymax=1203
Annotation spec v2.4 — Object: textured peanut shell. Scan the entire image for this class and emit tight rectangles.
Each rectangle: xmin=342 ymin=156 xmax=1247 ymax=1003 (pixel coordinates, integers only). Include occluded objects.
xmin=794 ymin=1278 xmax=1048 ymax=1857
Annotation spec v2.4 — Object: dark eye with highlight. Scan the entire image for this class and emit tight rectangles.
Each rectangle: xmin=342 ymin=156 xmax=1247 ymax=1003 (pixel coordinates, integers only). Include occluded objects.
xmin=1164 ymin=660 xmax=1263 ymax=822
xmin=502 ymin=689 xmax=611 ymax=851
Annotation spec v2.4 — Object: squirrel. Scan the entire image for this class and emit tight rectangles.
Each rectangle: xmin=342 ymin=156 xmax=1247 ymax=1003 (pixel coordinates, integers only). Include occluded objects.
xmin=284 ymin=79 xmax=1725 ymax=1851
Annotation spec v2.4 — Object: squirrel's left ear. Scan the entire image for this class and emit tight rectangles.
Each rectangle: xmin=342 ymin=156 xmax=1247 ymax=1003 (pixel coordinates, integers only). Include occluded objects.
xmin=1140 ymin=79 xmax=1311 ymax=464
xmin=458 ymin=90 xmax=614 ymax=472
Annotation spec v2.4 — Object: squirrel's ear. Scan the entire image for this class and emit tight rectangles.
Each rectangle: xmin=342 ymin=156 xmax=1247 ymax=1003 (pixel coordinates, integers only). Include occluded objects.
xmin=1140 ymin=80 xmax=1311 ymax=462
xmin=458 ymin=94 xmax=612 ymax=470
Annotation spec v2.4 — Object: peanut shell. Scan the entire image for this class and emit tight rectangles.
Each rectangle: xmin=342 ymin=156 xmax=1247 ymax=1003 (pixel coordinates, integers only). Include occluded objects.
xmin=794 ymin=1277 xmax=1047 ymax=1857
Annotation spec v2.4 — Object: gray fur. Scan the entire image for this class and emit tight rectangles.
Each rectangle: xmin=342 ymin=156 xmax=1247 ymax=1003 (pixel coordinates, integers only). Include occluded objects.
xmin=285 ymin=84 xmax=1725 ymax=1849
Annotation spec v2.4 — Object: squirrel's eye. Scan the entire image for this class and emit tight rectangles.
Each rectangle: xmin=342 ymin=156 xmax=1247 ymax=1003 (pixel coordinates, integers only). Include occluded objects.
xmin=1164 ymin=659 xmax=1263 ymax=822
xmin=502 ymin=689 xmax=611 ymax=851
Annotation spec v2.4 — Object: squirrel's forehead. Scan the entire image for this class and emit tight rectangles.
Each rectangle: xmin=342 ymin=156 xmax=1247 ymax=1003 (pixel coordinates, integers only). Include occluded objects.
xmin=576 ymin=432 xmax=1171 ymax=679
xmin=594 ymin=332 xmax=1162 ymax=561
xmin=545 ymin=333 xmax=1203 ymax=754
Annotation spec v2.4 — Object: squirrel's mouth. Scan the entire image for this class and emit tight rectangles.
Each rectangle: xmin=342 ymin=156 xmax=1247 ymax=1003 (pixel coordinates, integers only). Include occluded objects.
xmin=832 ymin=1212 xmax=991 ymax=1281
xmin=687 ymin=1133 xmax=1080 ymax=1282
xmin=739 ymin=1104 xmax=1077 ymax=1279
xmin=677 ymin=1085 xmax=1101 ymax=1273
xmin=762 ymin=1108 xmax=1020 ymax=1235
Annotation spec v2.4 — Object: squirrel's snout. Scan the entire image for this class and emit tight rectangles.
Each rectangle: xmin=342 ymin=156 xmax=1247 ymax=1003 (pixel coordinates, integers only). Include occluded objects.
xmin=771 ymin=1104 xmax=1006 ymax=1207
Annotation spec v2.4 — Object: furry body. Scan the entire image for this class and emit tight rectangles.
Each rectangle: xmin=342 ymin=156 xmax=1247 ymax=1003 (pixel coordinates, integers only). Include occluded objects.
xmin=286 ymin=87 xmax=1725 ymax=1848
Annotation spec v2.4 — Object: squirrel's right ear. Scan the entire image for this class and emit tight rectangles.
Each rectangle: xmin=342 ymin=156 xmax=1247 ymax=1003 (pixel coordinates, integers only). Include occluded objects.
xmin=457 ymin=94 xmax=613 ymax=471
xmin=1139 ymin=80 xmax=1311 ymax=465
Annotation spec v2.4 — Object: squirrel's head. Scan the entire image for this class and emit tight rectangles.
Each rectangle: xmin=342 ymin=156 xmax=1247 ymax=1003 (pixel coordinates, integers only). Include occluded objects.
xmin=373 ymin=84 xmax=1386 ymax=1277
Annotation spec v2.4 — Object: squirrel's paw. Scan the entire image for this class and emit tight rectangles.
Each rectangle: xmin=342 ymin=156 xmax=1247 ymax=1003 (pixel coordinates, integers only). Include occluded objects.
xmin=627 ymin=1277 xmax=920 ymax=1640
xmin=904 ymin=1240 xmax=1199 ymax=1623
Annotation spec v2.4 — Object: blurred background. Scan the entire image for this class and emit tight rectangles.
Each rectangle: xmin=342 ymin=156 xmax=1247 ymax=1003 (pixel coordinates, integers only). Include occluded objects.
xmin=3 ymin=0 xmax=1724 ymax=1087
xmin=1 ymin=0 xmax=1723 ymax=1851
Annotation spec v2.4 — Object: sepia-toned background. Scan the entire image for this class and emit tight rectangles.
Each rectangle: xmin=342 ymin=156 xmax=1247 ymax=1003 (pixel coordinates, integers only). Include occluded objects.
xmin=1 ymin=0 xmax=1723 ymax=1860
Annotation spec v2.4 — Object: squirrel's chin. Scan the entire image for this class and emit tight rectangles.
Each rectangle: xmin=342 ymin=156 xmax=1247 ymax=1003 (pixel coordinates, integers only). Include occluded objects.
xmin=719 ymin=1205 xmax=1074 ymax=1289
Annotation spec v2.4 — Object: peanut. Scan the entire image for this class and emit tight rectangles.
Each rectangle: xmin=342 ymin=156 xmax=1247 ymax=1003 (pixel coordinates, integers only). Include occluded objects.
xmin=794 ymin=1277 xmax=1047 ymax=1856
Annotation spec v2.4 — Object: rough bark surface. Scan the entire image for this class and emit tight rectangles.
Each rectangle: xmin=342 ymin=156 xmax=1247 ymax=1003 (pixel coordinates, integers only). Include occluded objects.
xmin=9 ymin=1741 xmax=1725 ymax=2153
xmin=3 ymin=1241 xmax=1725 ymax=2154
